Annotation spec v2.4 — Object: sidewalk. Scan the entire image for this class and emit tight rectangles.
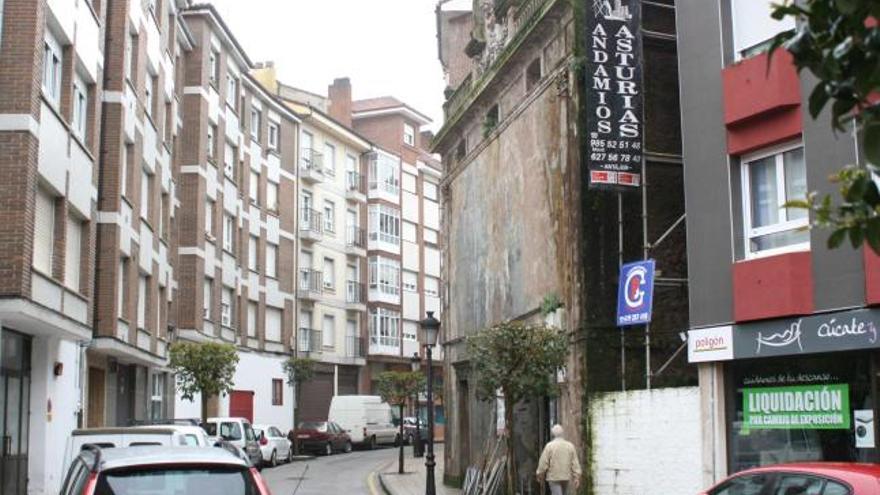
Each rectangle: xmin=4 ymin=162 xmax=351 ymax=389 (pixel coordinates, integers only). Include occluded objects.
xmin=377 ymin=444 xmax=461 ymax=495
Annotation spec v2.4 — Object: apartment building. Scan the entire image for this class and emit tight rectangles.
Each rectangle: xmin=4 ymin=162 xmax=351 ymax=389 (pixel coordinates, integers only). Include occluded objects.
xmin=174 ymin=5 xmax=300 ymax=430
xmin=0 ymin=0 xmax=104 ymax=492
xmin=678 ymin=0 xmax=880 ymax=486
xmin=89 ymin=0 xmax=191 ymax=430
xmin=251 ymin=70 xmax=372 ymax=421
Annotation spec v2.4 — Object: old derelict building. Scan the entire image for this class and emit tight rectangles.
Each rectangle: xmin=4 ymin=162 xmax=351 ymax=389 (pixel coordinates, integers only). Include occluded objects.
xmin=434 ymin=0 xmax=690 ymax=492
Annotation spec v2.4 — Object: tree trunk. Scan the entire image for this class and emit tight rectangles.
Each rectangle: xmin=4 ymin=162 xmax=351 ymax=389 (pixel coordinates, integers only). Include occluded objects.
xmin=398 ymin=404 xmax=405 ymax=474
xmin=201 ymin=394 xmax=209 ymax=425
xmin=505 ymin=397 xmax=516 ymax=495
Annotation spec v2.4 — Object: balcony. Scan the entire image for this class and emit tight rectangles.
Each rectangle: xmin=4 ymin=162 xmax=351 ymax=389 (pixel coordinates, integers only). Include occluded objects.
xmin=369 ymin=335 xmax=400 ymax=357
xmin=346 ymin=226 xmax=367 ymax=256
xmin=298 ymin=269 xmax=323 ymax=301
xmin=300 ymin=208 xmax=323 ymax=242
xmin=298 ymin=328 xmax=323 ymax=356
xmin=300 ymin=149 xmax=325 ymax=183
xmin=346 ymin=280 xmax=366 ymax=310
xmin=346 ymin=171 xmax=367 ymax=202
xmin=345 ymin=336 xmax=365 ymax=359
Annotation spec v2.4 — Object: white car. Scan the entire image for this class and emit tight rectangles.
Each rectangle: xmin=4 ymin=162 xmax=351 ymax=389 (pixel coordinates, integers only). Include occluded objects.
xmin=203 ymin=417 xmax=263 ymax=468
xmin=64 ymin=425 xmax=212 ymax=467
xmin=328 ymin=395 xmax=399 ymax=449
xmin=253 ymin=424 xmax=292 ymax=466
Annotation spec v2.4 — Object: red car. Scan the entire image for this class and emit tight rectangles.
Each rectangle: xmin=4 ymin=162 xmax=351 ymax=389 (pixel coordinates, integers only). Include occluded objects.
xmin=293 ymin=421 xmax=353 ymax=456
xmin=701 ymin=463 xmax=880 ymax=495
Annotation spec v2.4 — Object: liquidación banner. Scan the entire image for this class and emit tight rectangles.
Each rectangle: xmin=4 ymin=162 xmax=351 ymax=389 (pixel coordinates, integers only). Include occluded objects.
xmin=743 ymin=384 xmax=851 ymax=430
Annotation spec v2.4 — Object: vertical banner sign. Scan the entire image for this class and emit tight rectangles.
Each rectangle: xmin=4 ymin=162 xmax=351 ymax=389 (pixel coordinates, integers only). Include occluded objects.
xmin=586 ymin=0 xmax=644 ymax=190
xmin=617 ymin=260 xmax=655 ymax=326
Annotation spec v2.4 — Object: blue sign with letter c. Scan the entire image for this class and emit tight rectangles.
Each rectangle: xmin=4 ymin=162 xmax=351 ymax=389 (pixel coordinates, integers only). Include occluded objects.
xmin=617 ymin=260 xmax=655 ymax=327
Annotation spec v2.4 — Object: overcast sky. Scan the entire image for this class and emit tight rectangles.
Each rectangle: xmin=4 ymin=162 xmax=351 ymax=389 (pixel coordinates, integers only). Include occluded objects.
xmin=205 ymin=0 xmax=470 ymax=132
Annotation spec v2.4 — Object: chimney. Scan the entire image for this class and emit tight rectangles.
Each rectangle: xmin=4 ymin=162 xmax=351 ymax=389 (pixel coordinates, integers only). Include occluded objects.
xmin=328 ymin=77 xmax=352 ymax=127
xmin=251 ymin=61 xmax=278 ymax=94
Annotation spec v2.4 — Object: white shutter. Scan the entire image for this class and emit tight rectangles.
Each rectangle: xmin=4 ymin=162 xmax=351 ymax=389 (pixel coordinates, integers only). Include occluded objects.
xmin=266 ymin=243 xmax=277 ymax=278
xmin=137 ymin=275 xmax=147 ymax=329
xmin=322 ymin=315 xmax=334 ymax=347
xmin=248 ymin=236 xmax=258 ymax=271
xmin=203 ymin=278 xmax=212 ymax=319
xmin=247 ymin=301 xmax=257 ymax=337
xmin=117 ymin=260 xmax=126 ymax=318
xmin=33 ymin=187 xmax=55 ymax=274
xmin=221 ymin=287 xmax=233 ymax=327
xmin=140 ymin=170 xmax=150 ymax=219
xmin=265 ymin=307 xmax=282 ymax=342
xmin=65 ymin=216 xmax=82 ymax=291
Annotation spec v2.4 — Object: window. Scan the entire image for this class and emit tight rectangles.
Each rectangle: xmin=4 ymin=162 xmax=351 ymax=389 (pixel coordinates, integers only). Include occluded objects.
xmin=250 ymin=108 xmax=261 ymax=142
xmin=272 ymin=379 xmax=283 ymax=406
xmin=731 ymin=0 xmax=796 ymax=59
xmin=266 ymin=181 xmax=278 ymax=212
xmin=324 ymin=143 xmax=336 ymax=176
xmin=268 ymin=122 xmax=280 ymax=151
xmin=402 ymin=271 xmax=417 ymax=292
xmin=323 ymin=200 xmax=336 ymax=234
xmin=265 ymin=307 xmax=282 ymax=342
xmin=771 ymin=475 xmax=824 ymax=495
xmin=247 ymin=301 xmax=258 ymax=338
xmin=425 ymin=277 xmax=440 ymax=297
xmin=369 ymin=307 xmax=400 ymax=347
xmin=248 ymin=235 xmax=258 ymax=272
xmin=323 ymin=257 xmax=335 ymax=291
xmin=402 ymin=221 xmax=417 ymax=243
xmin=404 ymin=123 xmax=415 ymax=146
xmin=117 ymin=259 xmax=127 ymax=319
xmin=709 ymin=474 xmax=769 ymax=495
xmin=137 ymin=275 xmax=147 ymax=329
xmin=266 ymin=242 xmax=278 ymax=278
xmin=424 ymin=228 xmax=438 ymax=244
xmin=140 ymin=170 xmax=150 ymax=220
xmin=369 ymin=204 xmax=401 ymax=244
xmin=403 ymin=321 xmax=417 ymax=341
xmin=204 ymin=199 xmax=214 ymax=237
xmin=346 ymin=154 xmax=357 ymax=173
xmin=209 ymin=50 xmax=219 ymax=86
xmin=226 ymin=72 xmax=238 ymax=109
xmin=369 ymin=256 xmax=400 ymax=296
xmin=224 ymin=143 xmax=235 ymax=179
xmin=249 ymin=170 xmax=259 ymax=205
xmin=34 ymin=186 xmax=55 ymax=274
xmin=207 ymin=124 xmax=216 ymax=161
xmin=65 ymin=215 xmax=83 ymax=291
xmin=150 ymin=373 xmax=165 ymax=420
xmin=42 ymin=35 xmax=62 ymax=103
xmin=203 ymin=278 xmax=212 ymax=319
xmin=369 ymin=153 xmax=400 ymax=194
xmin=125 ymin=33 xmax=136 ymax=82
xmin=402 ymin=173 xmax=417 ymax=193
xmin=223 ymin=214 xmax=235 ymax=252
xmin=121 ymin=145 xmax=130 ymax=198
xmin=145 ymin=74 xmax=155 ymax=118
xmin=741 ymin=143 xmax=808 ymax=258
xmin=72 ymin=77 xmax=88 ymax=139
xmin=322 ymin=314 xmax=335 ymax=348
xmin=221 ymin=287 xmax=233 ymax=327
xmin=424 ymin=182 xmax=438 ymax=201
xmin=822 ymin=481 xmax=851 ymax=495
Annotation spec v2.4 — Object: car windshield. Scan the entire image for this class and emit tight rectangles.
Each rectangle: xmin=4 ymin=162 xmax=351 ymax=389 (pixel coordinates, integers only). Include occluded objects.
xmin=95 ymin=466 xmax=258 ymax=495
xmin=202 ymin=423 xmax=217 ymax=436
xmin=299 ymin=422 xmax=327 ymax=432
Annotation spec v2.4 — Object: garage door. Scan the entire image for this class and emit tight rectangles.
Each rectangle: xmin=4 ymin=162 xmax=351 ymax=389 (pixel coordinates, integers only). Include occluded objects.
xmin=338 ymin=367 xmax=359 ymax=395
xmin=298 ymin=371 xmax=333 ymax=421
xmin=230 ymin=390 xmax=255 ymax=423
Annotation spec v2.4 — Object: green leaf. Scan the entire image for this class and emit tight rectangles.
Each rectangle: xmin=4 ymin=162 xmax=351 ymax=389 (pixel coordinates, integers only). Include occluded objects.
xmin=808 ymin=83 xmax=831 ymax=119
xmin=849 ymin=225 xmax=865 ymax=249
xmin=864 ymin=122 xmax=880 ymax=167
xmin=865 ymin=218 xmax=880 ymax=254
xmin=835 ymin=0 xmax=859 ymax=15
xmin=828 ymin=228 xmax=848 ymax=249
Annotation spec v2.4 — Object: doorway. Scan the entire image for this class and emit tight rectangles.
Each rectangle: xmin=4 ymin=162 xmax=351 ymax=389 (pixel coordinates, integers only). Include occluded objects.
xmin=0 ymin=329 xmax=32 ymax=495
xmin=87 ymin=367 xmax=106 ymax=428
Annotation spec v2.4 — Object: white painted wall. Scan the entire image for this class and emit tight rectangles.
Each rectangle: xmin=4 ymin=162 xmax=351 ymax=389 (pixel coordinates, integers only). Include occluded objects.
xmin=590 ymin=387 xmax=702 ymax=495
xmin=231 ymin=351 xmax=295 ymax=431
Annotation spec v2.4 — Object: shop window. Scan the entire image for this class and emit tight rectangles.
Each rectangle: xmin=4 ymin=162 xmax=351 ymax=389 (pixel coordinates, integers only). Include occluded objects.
xmin=740 ymin=142 xmax=808 ymax=258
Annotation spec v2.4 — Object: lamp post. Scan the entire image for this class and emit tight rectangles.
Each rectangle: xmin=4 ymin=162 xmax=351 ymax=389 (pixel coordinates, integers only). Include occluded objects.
xmin=410 ymin=352 xmax=423 ymax=458
xmin=419 ymin=311 xmax=440 ymax=495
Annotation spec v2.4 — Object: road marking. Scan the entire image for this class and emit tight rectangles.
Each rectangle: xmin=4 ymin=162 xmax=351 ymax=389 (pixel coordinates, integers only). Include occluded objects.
xmin=366 ymin=470 xmax=383 ymax=495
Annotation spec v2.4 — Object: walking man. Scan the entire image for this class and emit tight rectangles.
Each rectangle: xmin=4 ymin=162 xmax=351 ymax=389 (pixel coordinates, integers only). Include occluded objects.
xmin=536 ymin=424 xmax=581 ymax=495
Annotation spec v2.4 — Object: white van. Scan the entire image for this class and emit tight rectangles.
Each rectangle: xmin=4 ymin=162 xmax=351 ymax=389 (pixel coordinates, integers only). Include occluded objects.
xmin=327 ymin=395 xmax=399 ymax=449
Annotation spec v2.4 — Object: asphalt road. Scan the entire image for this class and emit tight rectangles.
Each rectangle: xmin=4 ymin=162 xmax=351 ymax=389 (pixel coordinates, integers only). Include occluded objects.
xmin=262 ymin=446 xmax=399 ymax=495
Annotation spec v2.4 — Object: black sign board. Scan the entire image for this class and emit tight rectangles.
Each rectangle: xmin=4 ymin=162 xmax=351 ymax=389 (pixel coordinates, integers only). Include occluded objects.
xmin=585 ymin=0 xmax=644 ymax=190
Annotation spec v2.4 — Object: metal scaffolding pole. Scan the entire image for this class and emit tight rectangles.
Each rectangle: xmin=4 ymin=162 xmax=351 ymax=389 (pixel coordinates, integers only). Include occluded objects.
xmin=618 ymin=192 xmax=626 ymax=392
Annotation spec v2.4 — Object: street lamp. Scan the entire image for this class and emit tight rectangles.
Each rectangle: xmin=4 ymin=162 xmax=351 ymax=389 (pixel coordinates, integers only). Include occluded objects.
xmin=419 ymin=311 xmax=440 ymax=495
xmin=410 ymin=352 xmax=423 ymax=458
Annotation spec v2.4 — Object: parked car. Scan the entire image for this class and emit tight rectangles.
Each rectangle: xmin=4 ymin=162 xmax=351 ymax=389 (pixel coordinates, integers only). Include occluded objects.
xmin=700 ymin=463 xmax=880 ymax=495
xmin=60 ymin=445 xmax=272 ymax=495
xmin=202 ymin=417 xmax=263 ymax=468
xmin=253 ymin=424 xmax=292 ymax=466
xmin=402 ymin=417 xmax=428 ymax=445
xmin=328 ymin=395 xmax=398 ymax=449
xmin=64 ymin=426 xmax=211 ymax=466
xmin=293 ymin=421 xmax=352 ymax=456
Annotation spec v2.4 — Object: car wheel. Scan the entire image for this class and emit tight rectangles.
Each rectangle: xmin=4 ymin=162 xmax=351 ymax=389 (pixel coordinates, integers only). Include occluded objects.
xmin=270 ymin=450 xmax=277 ymax=467
xmin=369 ymin=436 xmax=377 ymax=450
xmin=344 ymin=441 xmax=352 ymax=454
xmin=325 ymin=442 xmax=333 ymax=456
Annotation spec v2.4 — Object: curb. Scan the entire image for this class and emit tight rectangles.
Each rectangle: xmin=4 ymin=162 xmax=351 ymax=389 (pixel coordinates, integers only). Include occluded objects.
xmin=373 ymin=459 xmax=398 ymax=495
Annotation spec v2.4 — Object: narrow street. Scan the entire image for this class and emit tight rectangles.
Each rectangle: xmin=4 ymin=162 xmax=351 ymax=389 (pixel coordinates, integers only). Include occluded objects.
xmin=261 ymin=447 xmax=398 ymax=495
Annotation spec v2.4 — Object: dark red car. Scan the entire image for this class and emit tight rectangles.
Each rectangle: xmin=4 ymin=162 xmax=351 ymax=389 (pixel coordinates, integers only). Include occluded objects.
xmin=701 ymin=463 xmax=880 ymax=495
xmin=293 ymin=421 xmax=352 ymax=456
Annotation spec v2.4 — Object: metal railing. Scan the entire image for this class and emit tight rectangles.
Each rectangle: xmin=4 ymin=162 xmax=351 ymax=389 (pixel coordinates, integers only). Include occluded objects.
xmin=300 ymin=208 xmax=324 ymax=235
xmin=346 ymin=281 xmax=365 ymax=304
xmin=299 ymin=148 xmax=324 ymax=174
xmin=346 ymin=171 xmax=366 ymax=194
xmin=299 ymin=268 xmax=323 ymax=295
xmin=345 ymin=336 xmax=365 ymax=358
xmin=346 ymin=226 xmax=366 ymax=249
xmin=298 ymin=328 xmax=323 ymax=354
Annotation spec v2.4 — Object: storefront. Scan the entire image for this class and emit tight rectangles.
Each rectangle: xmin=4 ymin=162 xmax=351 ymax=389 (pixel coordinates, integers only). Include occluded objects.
xmin=689 ymin=308 xmax=880 ymax=474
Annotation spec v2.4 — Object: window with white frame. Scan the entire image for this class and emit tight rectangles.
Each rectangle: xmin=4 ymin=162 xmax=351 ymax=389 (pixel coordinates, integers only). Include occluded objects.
xmin=402 ymin=271 xmax=417 ymax=292
xmin=117 ymin=259 xmax=127 ymax=319
xmin=324 ymin=200 xmax=336 ymax=234
xmin=268 ymin=122 xmax=280 ymax=151
xmin=204 ymin=199 xmax=214 ymax=237
xmin=424 ymin=276 xmax=440 ymax=297
xmin=223 ymin=214 xmax=235 ymax=252
xmin=209 ymin=50 xmax=219 ymax=86
xmin=323 ymin=314 xmax=335 ymax=348
xmin=369 ymin=256 xmax=400 ymax=296
xmin=370 ymin=154 xmax=400 ymax=194
xmin=150 ymin=373 xmax=165 ymax=420
xmin=741 ymin=142 xmax=809 ymax=258
xmin=424 ymin=228 xmax=438 ymax=245
xmin=207 ymin=124 xmax=216 ymax=161
xmin=402 ymin=221 xmax=417 ymax=243
xmin=65 ymin=214 xmax=83 ymax=291
xmin=137 ymin=274 xmax=147 ymax=329
xmin=369 ymin=204 xmax=400 ymax=244
xmin=42 ymin=35 xmax=62 ymax=104
xmin=731 ymin=0 xmax=796 ymax=59
xmin=126 ymin=32 xmax=136 ymax=82
xmin=424 ymin=182 xmax=438 ymax=201
xmin=248 ymin=235 xmax=258 ymax=272
xmin=33 ymin=186 xmax=55 ymax=275
xmin=403 ymin=321 xmax=418 ymax=341
xmin=72 ymin=77 xmax=88 ymax=139
xmin=121 ymin=145 xmax=129 ymax=197
xmin=249 ymin=170 xmax=259 ymax=205
xmin=221 ymin=286 xmax=233 ymax=327
xmin=265 ymin=307 xmax=282 ymax=342
xmin=247 ymin=301 xmax=258 ymax=338
xmin=404 ymin=123 xmax=415 ymax=146
xmin=266 ymin=182 xmax=278 ymax=213
xmin=266 ymin=242 xmax=278 ymax=278
xmin=323 ymin=257 xmax=335 ymax=291
xmin=324 ymin=143 xmax=336 ymax=176
xmin=140 ymin=170 xmax=150 ymax=220
xmin=224 ymin=143 xmax=235 ymax=179
xmin=226 ymin=72 xmax=238 ymax=109
xmin=369 ymin=307 xmax=400 ymax=347
xmin=402 ymin=173 xmax=417 ymax=193
xmin=203 ymin=278 xmax=212 ymax=319
xmin=145 ymin=74 xmax=155 ymax=118
xmin=250 ymin=108 xmax=261 ymax=142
